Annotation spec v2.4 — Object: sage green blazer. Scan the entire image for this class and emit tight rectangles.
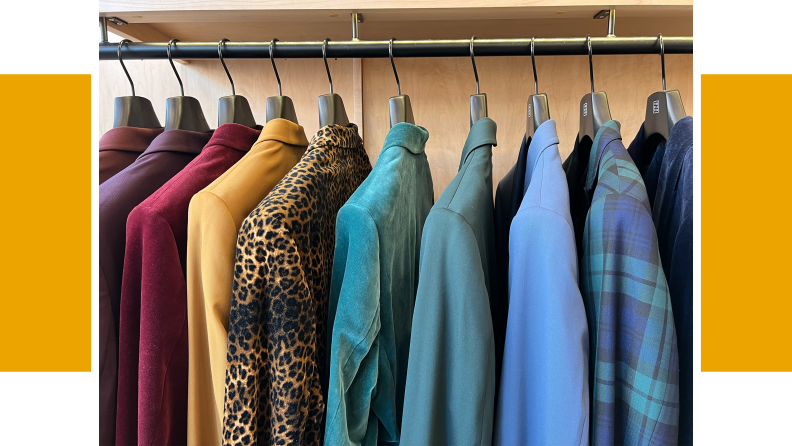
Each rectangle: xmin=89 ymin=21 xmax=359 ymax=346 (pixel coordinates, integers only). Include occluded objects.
xmin=401 ymin=118 xmax=499 ymax=445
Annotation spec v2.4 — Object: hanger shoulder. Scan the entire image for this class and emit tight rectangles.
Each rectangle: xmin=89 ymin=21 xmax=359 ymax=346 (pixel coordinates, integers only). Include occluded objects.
xmin=389 ymin=95 xmax=415 ymax=127
xmin=218 ymin=95 xmax=257 ymax=128
xmin=318 ymin=93 xmax=350 ymax=127
xmin=266 ymin=96 xmax=299 ymax=124
xmin=470 ymin=93 xmax=487 ymax=128
xmin=526 ymin=93 xmax=550 ymax=137
xmin=579 ymin=91 xmax=611 ymax=142
xmin=643 ymin=89 xmax=685 ymax=141
xmin=114 ymin=96 xmax=161 ymax=129
xmin=165 ymin=96 xmax=211 ymax=132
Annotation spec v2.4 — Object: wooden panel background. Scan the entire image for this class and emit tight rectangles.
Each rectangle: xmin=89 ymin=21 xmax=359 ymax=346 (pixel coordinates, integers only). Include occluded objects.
xmin=98 ymin=14 xmax=692 ymax=199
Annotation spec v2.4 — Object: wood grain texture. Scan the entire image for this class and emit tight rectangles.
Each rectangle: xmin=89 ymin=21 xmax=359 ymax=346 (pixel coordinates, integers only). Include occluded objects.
xmin=362 ymin=54 xmax=693 ymax=199
xmin=98 ymin=54 xmax=691 ymax=199
xmin=139 ymin=16 xmax=691 ymax=43
xmin=98 ymin=10 xmax=692 ymax=200
xmin=101 ymin=0 xmax=691 ymax=15
xmin=108 ymin=23 xmax=190 ymax=64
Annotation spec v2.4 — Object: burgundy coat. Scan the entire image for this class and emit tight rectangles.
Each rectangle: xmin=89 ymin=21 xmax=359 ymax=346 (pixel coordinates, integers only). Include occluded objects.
xmin=99 ymin=126 xmax=163 ymax=184
xmin=99 ymin=129 xmax=212 ymax=446
xmin=116 ymin=124 xmax=261 ymax=446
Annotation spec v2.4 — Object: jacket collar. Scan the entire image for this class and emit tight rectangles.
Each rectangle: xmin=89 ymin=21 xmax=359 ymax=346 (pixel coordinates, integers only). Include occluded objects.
xmin=141 ymin=128 xmax=214 ymax=157
xmin=585 ymin=120 xmax=622 ymax=193
xmin=256 ymin=118 xmax=310 ymax=147
xmin=311 ymin=123 xmax=363 ymax=150
xmin=460 ymin=117 xmax=497 ymax=169
xmin=524 ymin=119 xmax=560 ymax=189
xmin=205 ymin=123 xmax=263 ymax=154
xmin=382 ymin=122 xmax=429 ymax=155
xmin=99 ymin=126 xmax=163 ymax=153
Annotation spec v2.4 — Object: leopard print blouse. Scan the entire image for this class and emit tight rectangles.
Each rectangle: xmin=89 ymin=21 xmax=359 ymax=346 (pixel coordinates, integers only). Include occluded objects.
xmin=223 ymin=124 xmax=372 ymax=446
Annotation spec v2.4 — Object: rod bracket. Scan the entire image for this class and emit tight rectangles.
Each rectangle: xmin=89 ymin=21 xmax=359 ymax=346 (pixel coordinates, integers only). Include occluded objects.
xmin=107 ymin=16 xmax=128 ymax=26
xmin=351 ymin=13 xmax=364 ymax=41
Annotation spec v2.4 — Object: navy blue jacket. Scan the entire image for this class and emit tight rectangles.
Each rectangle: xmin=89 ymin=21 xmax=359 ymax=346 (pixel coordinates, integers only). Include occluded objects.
xmin=648 ymin=116 xmax=694 ymax=445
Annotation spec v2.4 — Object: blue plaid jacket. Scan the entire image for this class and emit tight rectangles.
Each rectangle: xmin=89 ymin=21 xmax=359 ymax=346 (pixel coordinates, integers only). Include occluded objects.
xmin=582 ymin=120 xmax=680 ymax=445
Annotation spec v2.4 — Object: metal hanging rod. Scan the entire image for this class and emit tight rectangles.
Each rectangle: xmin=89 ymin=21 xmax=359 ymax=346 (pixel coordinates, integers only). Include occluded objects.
xmin=99 ymin=36 xmax=692 ymax=60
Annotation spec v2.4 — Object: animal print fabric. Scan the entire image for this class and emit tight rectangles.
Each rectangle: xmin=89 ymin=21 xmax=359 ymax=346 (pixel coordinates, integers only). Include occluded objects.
xmin=223 ymin=124 xmax=371 ymax=446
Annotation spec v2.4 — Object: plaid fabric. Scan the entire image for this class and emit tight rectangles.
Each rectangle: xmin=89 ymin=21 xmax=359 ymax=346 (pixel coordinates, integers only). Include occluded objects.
xmin=581 ymin=120 xmax=680 ymax=446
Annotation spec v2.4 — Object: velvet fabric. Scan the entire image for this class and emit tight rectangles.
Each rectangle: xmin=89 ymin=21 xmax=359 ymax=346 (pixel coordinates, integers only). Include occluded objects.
xmin=115 ymin=124 xmax=258 ymax=446
xmin=99 ymin=126 xmax=163 ymax=184
xmin=401 ymin=118 xmax=498 ymax=446
xmin=650 ymin=116 xmax=694 ymax=446
xmin=494 ymin=120 xmax=589 ymax=446
xmin=99 ymin=128 xmax=212 ymax=446
xmin=324 ymin=123 xmax=434 ymax=445
xmin=186 ymin=119 xmax=309 ymax=446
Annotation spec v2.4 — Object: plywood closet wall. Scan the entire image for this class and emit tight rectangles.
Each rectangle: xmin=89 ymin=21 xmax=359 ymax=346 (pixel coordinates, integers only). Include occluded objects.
xmin=98 ymin=15 xmax=693 ymax=199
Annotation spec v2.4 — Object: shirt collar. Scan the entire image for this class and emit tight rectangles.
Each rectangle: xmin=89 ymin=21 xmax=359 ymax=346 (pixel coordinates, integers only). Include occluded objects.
xmin=256 ymin=118 xmax=310 ymax=147
xmin=524 ymin=119 xmax=560 ymax=189
xmin=460 ymin=117 xmax=497 ymax=169
xmin=141 ymin=128 xmax=214 ymax=157
xmin=205 ymin=123 xmax=263 ymax=154
xmin=382 ymin=122 xmax=429 ymax=155
xmin=585 ymin=120 xmax=622 ymax=192
xmin=98 ymin=126 xmax=163 ymax=153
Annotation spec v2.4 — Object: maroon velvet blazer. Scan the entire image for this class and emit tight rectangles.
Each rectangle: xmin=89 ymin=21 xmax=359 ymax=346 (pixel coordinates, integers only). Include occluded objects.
xmin=116 ymin=124 xmax=261 ymax=446
xmin=98 ymin=126 xmax=163 ymax=184
xmin=99 ymin=129 xmax=212 ymax=446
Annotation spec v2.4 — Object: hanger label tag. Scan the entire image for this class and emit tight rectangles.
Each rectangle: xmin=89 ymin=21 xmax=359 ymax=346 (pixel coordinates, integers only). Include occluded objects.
xmin=583 ymin=102 xmax=588 ymax=116
xmin=653 ymin=100 xmax=660 ymax=114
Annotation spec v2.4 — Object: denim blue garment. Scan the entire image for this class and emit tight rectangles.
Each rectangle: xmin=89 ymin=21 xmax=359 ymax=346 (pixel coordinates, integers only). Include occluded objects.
xmin=494 ymin=120 xmax=589 ymax=446
xmin=582 ymin=120 xmax=679 ymax=446
xmin=401 ymin=118 xmax=498 ymax=446
xmin=324 ymin=123 xmax=434 ymax=446
xmin=650 ymin=116 xmax=693 ymax=446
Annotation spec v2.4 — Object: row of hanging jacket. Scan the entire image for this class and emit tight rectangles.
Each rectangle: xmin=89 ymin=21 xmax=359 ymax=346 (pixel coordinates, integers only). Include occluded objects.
xmin=99 ymin=35 xmax=692 ymax=446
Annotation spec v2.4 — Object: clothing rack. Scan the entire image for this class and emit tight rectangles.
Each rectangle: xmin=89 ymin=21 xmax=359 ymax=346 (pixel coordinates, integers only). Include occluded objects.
xmin=99 ymin=36 xmax=693 ymax=60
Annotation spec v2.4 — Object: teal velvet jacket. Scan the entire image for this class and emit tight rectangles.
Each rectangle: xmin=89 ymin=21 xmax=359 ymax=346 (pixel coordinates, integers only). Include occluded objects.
xmin=324 ymin=123 xmax=434 ymax=445
xmin=401 ymin=118 xmax=498 ymax=446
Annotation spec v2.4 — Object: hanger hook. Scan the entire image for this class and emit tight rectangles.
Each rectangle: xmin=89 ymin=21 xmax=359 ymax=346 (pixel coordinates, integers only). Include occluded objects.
xmin=269 ymin=38 xmax=283 ymax=96
xmin=118 ymin=39 xmax=135 ymax=97
xmin=531 ymin=36 xmax=538 ymax=95
xmin=389 ymin=38 xmax=402 ymax=96
xmin=218 ymin=38 xmax=235 ymax=96
xmin=167 ymin=39 xmax=184 ymax=97
xmin=586 ymin=34 xmax=594 ymax=93
xmin=322 ymin=38 xmax=333 ymax=94
xmin=470 ymin=35 xmax=480 ymax=95
xmin=658 ymin=33 xmax=666 ymax=91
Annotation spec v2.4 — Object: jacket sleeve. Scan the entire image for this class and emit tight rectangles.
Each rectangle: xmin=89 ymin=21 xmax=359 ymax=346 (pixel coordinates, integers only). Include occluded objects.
xmin=224 ymin=212 xmax=320 ymax=445
xmin=325 ymin=203 xmax=388 ymax=445
xmin=117 ymin=207 xmax=186 ymax=445
xmin=583 ymin=194 xmax=679 ymax=446
xmin=495 ymin=208 xmax=589 ymax=446
xmin=401 ymin=208 xmax=496 ymax=446
xmin=187 ymin=191 xmax=239 ymax=446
